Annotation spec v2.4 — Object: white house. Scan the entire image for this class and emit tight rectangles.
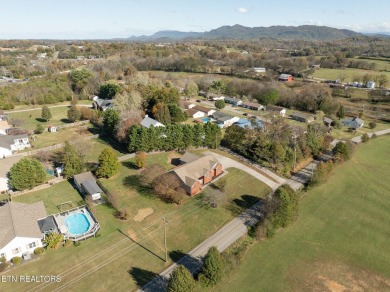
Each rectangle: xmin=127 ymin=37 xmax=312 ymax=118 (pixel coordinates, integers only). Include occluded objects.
xmin=140 ymin=115 xmax=165 ymax=129
xmin=73 ymin=171 xmax=103 ymax=201
xmin=193 ymin=105 xmax=216 ymax=117
xmin=366 ymin=80 xmax=375 ymax=89
xmin=212 ymin=111 xmax=240 ymax=128
xmin=0 ymin=134 xmax=31 ymax=158
xmin=0 ymin=156 xmax=22 ymax=192
xmin=266 ymin=106 xmax=287 ymax=118
xmin=186 ymin=108 xmax=205 ymax=119
xmin=253 ymin=67 xmax=266 ymax=73
xmin=0 ymin=201 xmax=47 ymax=261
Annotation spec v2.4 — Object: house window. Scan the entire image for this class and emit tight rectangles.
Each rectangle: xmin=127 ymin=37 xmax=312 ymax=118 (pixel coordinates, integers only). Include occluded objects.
xmin=28 ymin=242 xmax=36 ymax=249
xmin=12 ymin=248 xmax=21 ymax=255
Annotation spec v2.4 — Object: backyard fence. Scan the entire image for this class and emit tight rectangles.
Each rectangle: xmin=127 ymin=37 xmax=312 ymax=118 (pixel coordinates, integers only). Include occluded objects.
xmin=47 ymin=120 xmax=88 ymax=131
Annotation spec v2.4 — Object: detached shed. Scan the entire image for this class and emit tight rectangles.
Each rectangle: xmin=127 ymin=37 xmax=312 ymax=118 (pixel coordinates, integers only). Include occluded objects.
xmin=73 ymin=172 xmax=103 ymax=201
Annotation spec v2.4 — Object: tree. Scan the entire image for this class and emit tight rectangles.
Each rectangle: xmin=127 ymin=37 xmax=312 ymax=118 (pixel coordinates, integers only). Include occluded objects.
xmin=210 ymin=80 xmax=226 ymax=94
xmin=204 ymin=123 xmax=222 ymax=149
xmin=68 ymin=69 xmax=92 ymax=93
xmin=153 ymin=173 xmax=185 ymax=204
xmin=95 ymin=148 xmax=120 ymax=178
xmin=135 ymin=152 xmax=147 ymax=169
xmin=167 ymin=265 xmax=197 ymax=292
xmin=43 ymin=232 xmax=64 ymax=249
xmin=336 ymin=105 xmax=345 ymax=119
xmin=103 ymin=109 xmax=120 ymax=138
xmin=153 ymin=102 xmax=171 ymax=125
xmin=259 ymin=88 xmax=279 ymax=105
xmin=361 ymin=133 xmax=370 ymax=143
xmin=41 ymin=106 xmax=52 ymax=122
xmin=333 ymin=141 xmax=351 ymax=162
xmin=368 ymin=121 xmax=377 ymax=129
xmin=98 ymin=83 xmax=121 ymax=100
xmin=184 ymin=80 xmax=199 ymax=97
xmin=67 ymin=105 xmax=81 ymax=122
xmin=62 ymin=142 xmax=84 ymax=178
xmin=199 ymin=246 xmax=224 ymax=286
xmin=8 ymin=158 xmax=47 ymax=191
xmin=377 ymin=74 xmax=388 ymax=87
xmin=139 ymin=164 xmax=166 ymax=187
xmin=269 ymin=185 xmax=299 ymax=229
xmin=34 ymin=123 xmax=44 ymax=134
xmin=168 ymin=104 xmax=187 ymax=123
xmin=214 ymin=100 xmax=225 ymax=110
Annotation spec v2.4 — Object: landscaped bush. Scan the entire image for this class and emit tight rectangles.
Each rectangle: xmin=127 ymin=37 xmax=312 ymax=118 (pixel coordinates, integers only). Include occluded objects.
xmin=369 ymin=121 xmax=377 ymax=129
xmin=361 ymin=133 xmax=370 ymax=143
xmin=0 ymin=262 xmax=9 ymax=273
xmin=43 ymin=232 xmax=64 ymax=249
xmin=95 ymin=233 xmax=102 ymax=238
xmin=74 ymin=241 xmax=81 ymax=247
xmin=0 ymin=256 xmax=6 ymax=263
xmin=34 ymin=247 xmax=45 ymax=255
xmin=11 ymin=257 xmax=22 ymax=265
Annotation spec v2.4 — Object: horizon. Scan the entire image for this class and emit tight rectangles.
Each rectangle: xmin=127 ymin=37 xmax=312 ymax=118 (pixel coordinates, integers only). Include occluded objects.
xmin=0 ymin=0 xmax=389 ymax=39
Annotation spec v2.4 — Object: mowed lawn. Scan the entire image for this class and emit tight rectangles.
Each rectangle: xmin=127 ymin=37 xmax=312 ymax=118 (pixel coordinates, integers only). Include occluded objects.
xmin=3 ymin=152 xmax=271 ymax=292
xmin=312 ymin=67 xmax=390 ymax=82
xmin=215 ymin=135 xmax=390 ymax=292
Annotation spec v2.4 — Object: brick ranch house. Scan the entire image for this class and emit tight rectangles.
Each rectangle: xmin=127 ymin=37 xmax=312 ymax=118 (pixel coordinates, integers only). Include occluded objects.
xmin=172 ymin=153 xmax=223 ymax=196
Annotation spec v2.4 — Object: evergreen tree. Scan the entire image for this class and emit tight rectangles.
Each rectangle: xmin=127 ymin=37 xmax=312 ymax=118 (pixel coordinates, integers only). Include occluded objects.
xmin=103 ymin=109 xmax=120 ymax=138
xmin=270 ymin=185 xmax=299 ymax=228
xmin=172 ymin=124 xmax=185 ymax=150
xmin=200 ymin=246 xmax=224 ymax=286
xmin=193 ymin=123 xmax=205 ymax=147
xmin=336 ymin=105 xmax=345 ymax=119
xmin=167 ymin=265 xmax=197 ymax=292
xmin=98 ymin=83 xmax=120 ymax=99
xmin=41 ymin=106 xmax=52 ymax=122
xmin=9 ymin=158 xmax=47 ymax=191
xmin=34 ymin=123 xmax=44 ymax=134
xmin=182 ymin=124 xmax=194 ymax=148
xmin=204 ymin=123 xmax=222 ymax=149
xmin=96 ymin=148 xmax=120 ymax=178
xmin=333 ymin=141 xmax=351 ymax=161
xmin=67 ymin=105 xmax=81 ymax=122
xmin=153 ymin=102 xmax=171 ymax=125
xmin=62 ymin=142 xmax=84 ymax=178
xmin=127 ymin=125 xmax=140 ymax=153
xmin=138 ymin=126 xmax=151 ymax=152
xmin=168 ymin=104 xmax=186 ymax=123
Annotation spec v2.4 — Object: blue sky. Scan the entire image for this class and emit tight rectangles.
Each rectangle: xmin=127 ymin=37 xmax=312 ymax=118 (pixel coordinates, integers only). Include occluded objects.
xmin=0 ymin=0 xmax=389 ymax=39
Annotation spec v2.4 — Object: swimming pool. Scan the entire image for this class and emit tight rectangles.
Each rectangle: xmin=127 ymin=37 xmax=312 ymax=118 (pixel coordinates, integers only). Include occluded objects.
xmin=65 ymin=213 xmax=91 ymax=235
xmin=200 ymin=117 xmax=210 ymax=123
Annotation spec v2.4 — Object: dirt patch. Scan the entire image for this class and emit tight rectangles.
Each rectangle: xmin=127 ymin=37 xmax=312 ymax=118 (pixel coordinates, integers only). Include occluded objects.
xmin=286 ymin=259 xmax=390 ymax=292
xmin=127 ymin=229 xmax=137 ymax=241
xmin=133 ymin=208 xmax=154 ymax=222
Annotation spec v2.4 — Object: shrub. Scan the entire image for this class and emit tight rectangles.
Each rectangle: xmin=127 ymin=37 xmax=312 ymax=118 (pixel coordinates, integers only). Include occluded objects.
xmin=0 ymin=256 xmax=6 ymax=263
xmin=372 ymin=133 xmax=377 ymax=139
xmin=74 ymin=241 xmax=81 ymax=247
xmin=11 ymin=257 xmax=22 ymax=265
xmin=361 ymin=133 xmax=370 ymax=143
xmin=0 ymin=262 xmax=9 ymax=273
xmin=199 ymin=246 xmax=225 ymax=286
xmin=368 ymin=121 xmax=377 ymax=129
xmin=167 ymin=265 xmax=197 ymax=292
xmin=34 ymin=247 xmax=45 ymax=255
xmin=95 ymin=233 xmax=102 ymax=238
xmin=43 ymin=232 xmax=64 ymax=249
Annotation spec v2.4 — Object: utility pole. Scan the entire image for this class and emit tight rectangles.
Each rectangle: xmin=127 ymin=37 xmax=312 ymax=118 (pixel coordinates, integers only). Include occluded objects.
xmin=162 ymin=217 xmax=168 ymax=262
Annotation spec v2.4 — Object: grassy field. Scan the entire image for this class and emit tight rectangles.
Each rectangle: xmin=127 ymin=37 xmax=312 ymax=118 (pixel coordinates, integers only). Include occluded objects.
xmin=3 ymin=152 xmax=271 ymax=292
xmin=215 ymin=135 xmax=390 ymax=292
xmin=9 ymin=100 xmax=92 ymax=111
xmin=312 ymin=68 xmax=390 ymax=82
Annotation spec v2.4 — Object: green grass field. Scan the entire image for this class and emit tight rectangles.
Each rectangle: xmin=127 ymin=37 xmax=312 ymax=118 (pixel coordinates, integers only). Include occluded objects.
xmin=3 ymin=152 xmax=271 ymax=292
xmin=312 ymin=68 xmax=390 ymax=83
xmin=215 ymin=135 xmax=390 ymax=291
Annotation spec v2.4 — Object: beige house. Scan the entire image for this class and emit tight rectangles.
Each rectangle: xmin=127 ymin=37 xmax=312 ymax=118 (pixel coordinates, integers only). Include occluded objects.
xmin=0 ymin=201 xmax=47 ymax=261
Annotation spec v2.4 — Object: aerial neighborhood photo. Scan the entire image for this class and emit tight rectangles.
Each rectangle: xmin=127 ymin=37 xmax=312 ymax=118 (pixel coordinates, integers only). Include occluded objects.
xmin=1 ymin=0 xmax=390 ymax=291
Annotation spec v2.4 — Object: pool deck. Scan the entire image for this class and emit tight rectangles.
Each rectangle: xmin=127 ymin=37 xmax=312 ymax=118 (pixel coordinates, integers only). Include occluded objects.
xmin=52 ymin=205 xmax=100 ymax=241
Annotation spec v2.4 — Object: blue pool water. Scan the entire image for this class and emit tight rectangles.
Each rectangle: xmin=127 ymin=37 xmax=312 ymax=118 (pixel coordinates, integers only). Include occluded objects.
xmin=200 ymin=117 xmax=210 ymax=123
xmin=65 ymin=213 xmax=90 ymax=235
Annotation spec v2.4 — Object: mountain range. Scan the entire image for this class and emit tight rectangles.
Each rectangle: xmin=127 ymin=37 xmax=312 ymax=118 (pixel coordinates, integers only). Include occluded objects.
xmin=127 ymin=24 xmax=362 ymax=41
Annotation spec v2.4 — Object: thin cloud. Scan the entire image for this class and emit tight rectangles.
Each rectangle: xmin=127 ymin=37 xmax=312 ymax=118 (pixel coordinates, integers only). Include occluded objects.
xmin=237 ymin=7 xmax=248 ymax=14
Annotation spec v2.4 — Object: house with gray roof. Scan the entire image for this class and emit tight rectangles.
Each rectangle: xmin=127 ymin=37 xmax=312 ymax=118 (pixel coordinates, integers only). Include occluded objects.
xmin=224 ymin=96 xmax=243 ymax=106
xmin=342 ymin=117 xmax=364 ymax=129
xmin=140 ymin=115 xmax=165 ymax=129
xmin=241 ymin=102 xmax=264 ymax=111
xmin=73 ymin=171 xmax=103 ymax=201
xmin=172 ymin=154 xmax=222 ymax=196
xmin=212 ymin=111 xmax=240 ymax=128
xmin=0 ymin=134 xmax=31 ymax=158
xmin=290 ymin=112 xmax=315 ymax=123
xmin=92 ymin=99 xmax=115 ymax=111
xmin=0 ymin=201 xmax=47 ymax=260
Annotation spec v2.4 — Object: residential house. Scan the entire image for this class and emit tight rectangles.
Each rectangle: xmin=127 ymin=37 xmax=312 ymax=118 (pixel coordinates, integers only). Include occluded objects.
xmin=266 ymin=106 xmax=287 ymax=117
xmin=207 ymin=93 xmax=225 ymax=101
xmin=343 ymin=117 xmax=364 ymax=129
xmin=140 ymin=115 xmax=165 ymax=129
xmin=186 ymin=108 xmax=205 ymax=119
xmin=234 ymin=118 xmax=264 ymax=130
xmin=212 ymin=111 xmax=240 ymax=128
xmin=366 ymin=80 xmax=375 ymax=89
xmin=179 ymin=100 xmax=196 ymax=110
xmin=278 ymin=74 xmax=293 ymax=82
xmin=224 ymin=96 xmax=243 ymax=106
xmin=0 ymin=156 xmax=22 ymax=192
xmin=73 ymin=172 xmax=103 ymax=201
xmin=172 ymin=154 xmax=223 ymax=196
xmin=92 ymin=99 xmax=115 ymax=111
xmin=241 ymin=102 xmax=264 ymax=111
xmin=193 ymin=105 xmax=216 ymax=117
xmin=290 ymin=112 xmax=315 ymax=123
xmin=253 ymin=67 xmax=266 ymax=73
xmin=0 ymin=201 xmax=47 ymax=261
xmin=0 ymin=134 xmax=31 ymax=158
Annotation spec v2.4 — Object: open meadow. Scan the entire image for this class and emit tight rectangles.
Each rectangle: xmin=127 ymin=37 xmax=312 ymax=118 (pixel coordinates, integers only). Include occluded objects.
xmin=214 ymin=135 xmax=390 ymax=292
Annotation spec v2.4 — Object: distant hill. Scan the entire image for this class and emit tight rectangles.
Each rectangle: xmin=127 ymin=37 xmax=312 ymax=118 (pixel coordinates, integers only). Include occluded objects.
xmin=127 ymin=24 xmax=361 ymax=41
